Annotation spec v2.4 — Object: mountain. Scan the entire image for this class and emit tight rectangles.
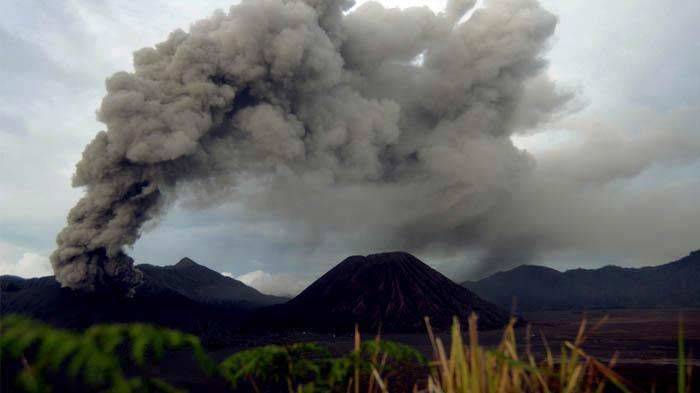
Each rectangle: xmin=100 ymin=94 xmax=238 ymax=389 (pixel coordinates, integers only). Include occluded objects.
xmin=2 ymin=253 xmax=513 ymax=336
xmin=138 ymin=258 xmax=287 ymax=308
xmin=463 ymin=250 xmax=700 ymax=311
xmin=0 ymin=258 xmax=286 ymax=342
xmin=254 ymin=252 xmax=512 ymax=333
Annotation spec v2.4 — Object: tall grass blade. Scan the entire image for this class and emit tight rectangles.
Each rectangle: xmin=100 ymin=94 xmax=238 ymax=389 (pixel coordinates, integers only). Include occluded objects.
xmin=678 ymin=315 xmax=686 ymax=393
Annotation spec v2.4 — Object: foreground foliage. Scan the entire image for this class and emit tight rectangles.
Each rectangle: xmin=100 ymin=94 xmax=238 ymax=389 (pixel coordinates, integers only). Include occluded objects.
xmin=218 ymin=328 xmax=424 ymax=392
xmin=0 ymin=315 xmax=692 ymax=392
xmin=427 ymin=316 xmax=626 ymax=393
xmin=0 ymin=315 xmax=213 ymax=392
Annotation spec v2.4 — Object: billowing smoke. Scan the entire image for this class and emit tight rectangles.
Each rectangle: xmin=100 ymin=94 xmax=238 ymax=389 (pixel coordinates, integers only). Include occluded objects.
xmin=51 ymin=0 xmax=570 ymax=292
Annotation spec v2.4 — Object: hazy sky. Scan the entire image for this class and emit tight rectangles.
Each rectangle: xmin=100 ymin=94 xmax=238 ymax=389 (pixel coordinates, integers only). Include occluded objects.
xmin=1 ymin=0 xmax=699 ymax=295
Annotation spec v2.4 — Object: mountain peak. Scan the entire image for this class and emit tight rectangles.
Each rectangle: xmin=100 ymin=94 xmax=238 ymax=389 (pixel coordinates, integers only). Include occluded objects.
xmin=171 ymin=257 xmax=229 ymax=282
xmin=366 ymin=251 xmax=415 ymax=260
xmin=277 ymin=252 xmax=510 ymax=332
xmin=175 ymin=257 xmax=200 ymax=269
xmin=139 ymin=258 xmax=289 ymax=308
xmin=512 ymin=264 xmax=560 ymax=273
xmin=339 ymin=252 xmax=422 ymax=268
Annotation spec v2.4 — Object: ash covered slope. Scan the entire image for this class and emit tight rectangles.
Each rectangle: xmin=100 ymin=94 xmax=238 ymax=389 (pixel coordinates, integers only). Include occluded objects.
xmin=0 ymin=258 xmax=284 ymax=338
xmin=264 ymin=252 xmax=511 ymax=332
xmin=463 ymin=250 xmax=700 ymax=311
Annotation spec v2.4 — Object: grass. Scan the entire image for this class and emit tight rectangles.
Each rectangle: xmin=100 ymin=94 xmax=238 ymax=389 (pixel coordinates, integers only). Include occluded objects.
xmin=423 ymin=315 xmax=632 ymax=393
xmin=0 ymin=314 xmax=692 ymax=392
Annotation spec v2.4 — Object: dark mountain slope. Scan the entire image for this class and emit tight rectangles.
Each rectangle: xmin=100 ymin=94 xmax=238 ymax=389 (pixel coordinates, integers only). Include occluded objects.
xmin=255 ymin=252 xmax=511 ymax=333
xmin=463 ymin=250 xmax=700 ymax=311
xmin=0 ymin=258 xmax=285 ymax=341
xmin=1 ymin=275 xmax=230 ymax=331
xmin=139 ymin=258 xmax=287 ymax=308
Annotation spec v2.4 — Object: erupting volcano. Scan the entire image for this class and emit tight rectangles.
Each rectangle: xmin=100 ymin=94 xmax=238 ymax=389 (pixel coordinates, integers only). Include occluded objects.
xmin=49 ymin=0 xmax=567 ymax=293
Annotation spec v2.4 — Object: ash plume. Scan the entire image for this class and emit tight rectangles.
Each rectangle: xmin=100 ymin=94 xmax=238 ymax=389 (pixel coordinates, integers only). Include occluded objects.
xmin=51 ymin=0 xmax=570 ymax=292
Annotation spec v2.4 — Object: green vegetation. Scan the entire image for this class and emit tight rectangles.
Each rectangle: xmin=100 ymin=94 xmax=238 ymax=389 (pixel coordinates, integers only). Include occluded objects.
xmin=218 ymin=327 xmax=424 ymax=392
xmin=0 ymin=315 xmax=692 ymax=392
xmin=424 ymin=315 xmax=630 ymax=393
xmin=0 ymin=315 xmax=212 ymax=392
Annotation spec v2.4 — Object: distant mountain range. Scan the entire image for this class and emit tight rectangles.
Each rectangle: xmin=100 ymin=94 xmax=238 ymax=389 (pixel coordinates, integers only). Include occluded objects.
xmin=1 ymin=253 xmax=511 ymax=336
xmin=253 ymin=252 xmax=511 ymax=332
xmin=463 ymin=250 xmax=700 ymax=311
xmin=6 ymin=250 xmax=696 ymax=338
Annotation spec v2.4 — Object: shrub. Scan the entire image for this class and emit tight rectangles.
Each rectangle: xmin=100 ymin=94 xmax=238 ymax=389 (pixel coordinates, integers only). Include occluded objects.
xmin=218 ymin=325 xmax=425 ymax=392
xmin=0 ymin=315 xmax=212 ymax=392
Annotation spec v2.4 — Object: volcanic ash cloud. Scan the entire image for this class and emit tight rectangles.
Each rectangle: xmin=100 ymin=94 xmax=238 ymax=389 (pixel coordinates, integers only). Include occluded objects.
xmin=51 ymin=0 xmax=569 ymax=292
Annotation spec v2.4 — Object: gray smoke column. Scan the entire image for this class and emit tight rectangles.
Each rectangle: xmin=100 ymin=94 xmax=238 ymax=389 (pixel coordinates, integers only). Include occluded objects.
xmin=51 ymin=0 xmax=569 ymax=292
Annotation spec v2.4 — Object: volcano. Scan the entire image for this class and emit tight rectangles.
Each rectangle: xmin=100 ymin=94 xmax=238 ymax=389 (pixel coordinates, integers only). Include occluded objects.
xmin=257 ymin=252 xmax=512 ymax=332
xmin=0 ymin=258 xmax=286 ymax=342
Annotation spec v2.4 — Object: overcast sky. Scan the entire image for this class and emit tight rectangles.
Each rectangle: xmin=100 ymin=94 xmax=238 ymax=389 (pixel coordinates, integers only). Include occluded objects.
xmin=1 ymin=0 xmax=699 ymax=296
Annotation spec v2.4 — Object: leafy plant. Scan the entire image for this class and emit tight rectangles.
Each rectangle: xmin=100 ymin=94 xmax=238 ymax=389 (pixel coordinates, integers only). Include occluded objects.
xmin=218 ymin=342 xmax=330 ymax=391
xmin=218 ymin=326 xmax=425 ymax=393
xmin=0 ymin=315 xmax=212 ymax=392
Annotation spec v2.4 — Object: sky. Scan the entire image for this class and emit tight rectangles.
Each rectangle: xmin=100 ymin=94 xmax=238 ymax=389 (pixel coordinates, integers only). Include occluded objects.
xmin=1 ymin=0 xmax=699 ymax=296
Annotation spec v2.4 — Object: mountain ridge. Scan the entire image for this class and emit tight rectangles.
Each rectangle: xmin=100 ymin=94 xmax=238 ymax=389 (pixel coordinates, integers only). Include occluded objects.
xmin=463 ymin=250 xmax=700 ymax=311
xmin=138 ymin=257 xmax=288 ymax=307
xmin=0 ymin=258 xmax=286 ymax=342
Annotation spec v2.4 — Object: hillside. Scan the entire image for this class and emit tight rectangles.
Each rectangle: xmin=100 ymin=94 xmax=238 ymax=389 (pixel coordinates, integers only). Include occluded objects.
xmin=255 ymin=252 xmax=512 ymax=332
xmin=138 ymin=257 xmax=287 ymax=307
xmin=0 ymin=258 xmax=285 ymax=341
xmin=463 ymin=250 xmax=700 ymax=311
